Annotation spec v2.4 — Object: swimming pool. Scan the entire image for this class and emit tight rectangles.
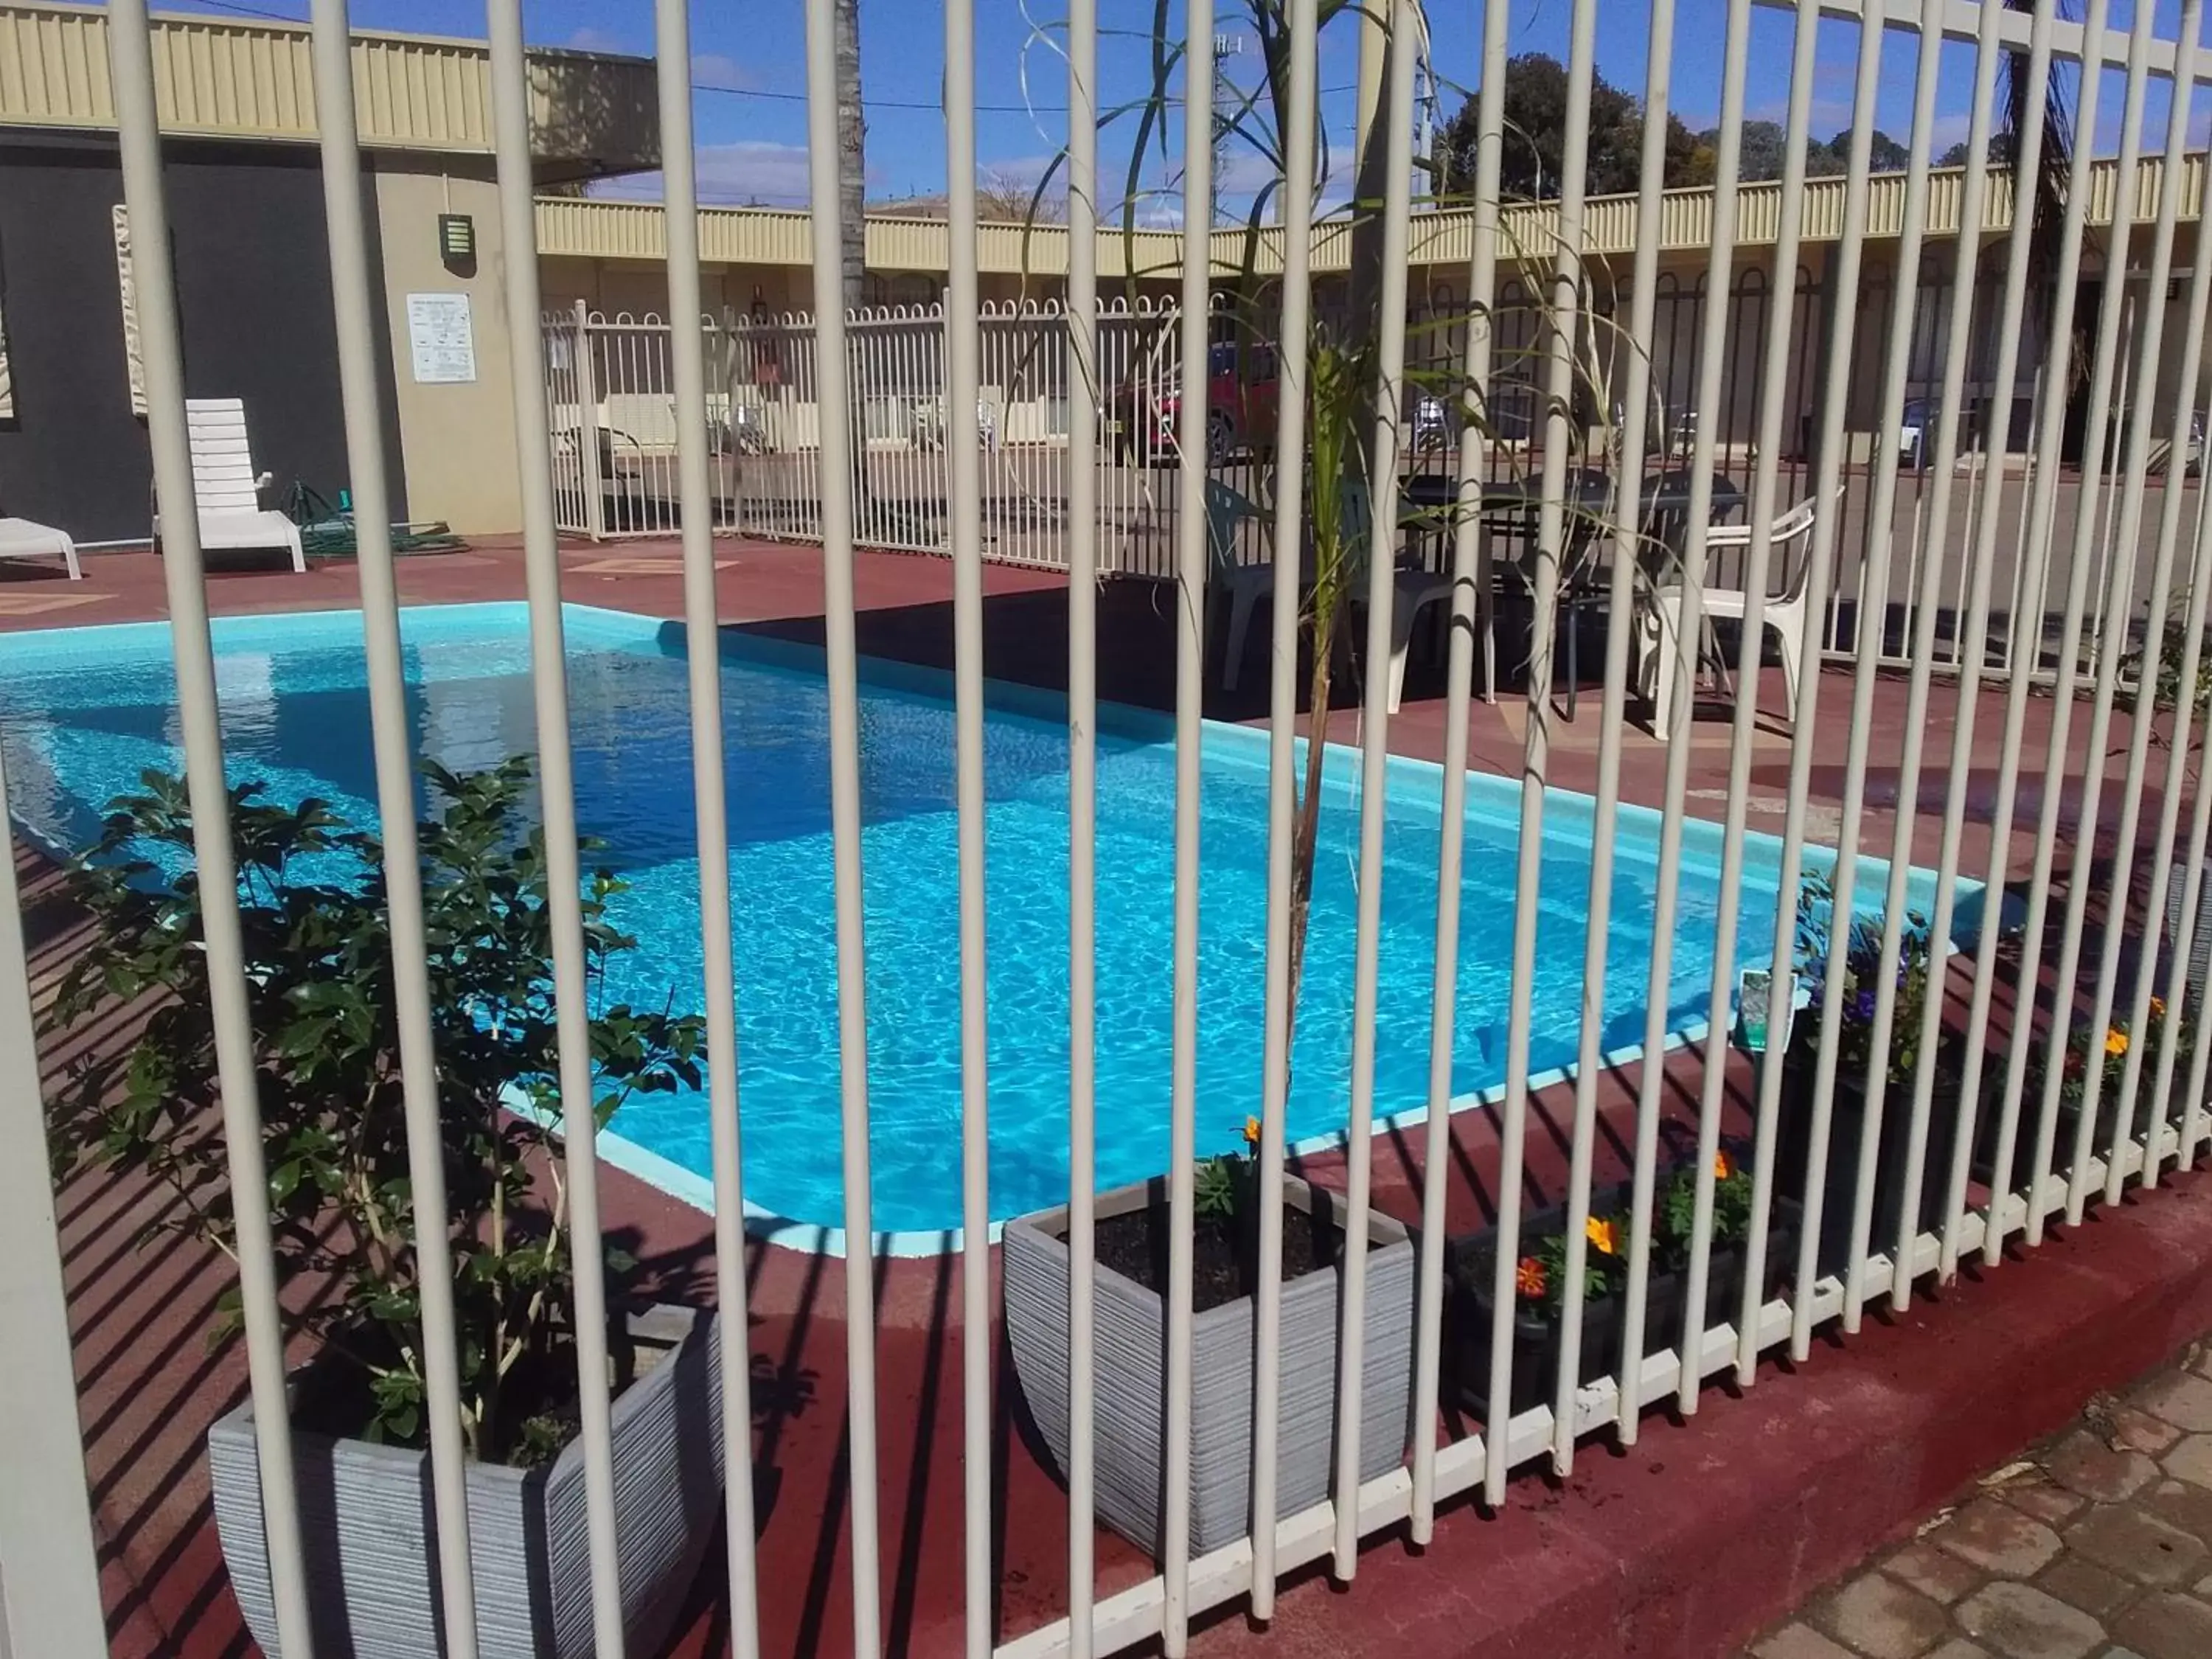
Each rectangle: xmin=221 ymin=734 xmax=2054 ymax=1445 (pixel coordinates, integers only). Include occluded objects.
xmin=0 ymin=602 xmax=1950 ymax=1243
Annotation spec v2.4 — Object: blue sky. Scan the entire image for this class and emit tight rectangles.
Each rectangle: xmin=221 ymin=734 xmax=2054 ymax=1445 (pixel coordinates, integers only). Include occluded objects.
xmin=163 ymin=1 xmax=2207 ymax=211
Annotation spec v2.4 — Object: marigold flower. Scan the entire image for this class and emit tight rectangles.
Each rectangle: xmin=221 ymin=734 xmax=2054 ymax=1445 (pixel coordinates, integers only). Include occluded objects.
xmin=1585 ymin=1215 xmax=1621 ymax=1257
xmin=1242 ymin=1116 xmax=1262 ymax=1148
xmin=1515 ymin=1256 xmax=1548 ymax=1298
xmin=1714 ymin=1150 xmax=1735 ymax=1181
xmin=2106 ymin=1027 xmax=2130 ymax=1057
xmin=2151 ymin=996 xmax=2167 ymax=1020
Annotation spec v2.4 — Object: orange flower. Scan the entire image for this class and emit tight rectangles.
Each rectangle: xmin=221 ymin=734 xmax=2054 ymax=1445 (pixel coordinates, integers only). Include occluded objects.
xmin=2106 ymin=1027 xmax=2130 ymax=1057
xmin=1242 ymin=1116 xmax=1262 ymax=1149
xmin=1713 ymin=1150 xmax=1735 ymax=1182
xmin=2151 ymin=996 xmax=2167 ymax=1020
xmin=1515 ymin=1256 xmax=1548 ymax=1298
xmin=1585 ymin=1215 xmax=1621 ymax=1257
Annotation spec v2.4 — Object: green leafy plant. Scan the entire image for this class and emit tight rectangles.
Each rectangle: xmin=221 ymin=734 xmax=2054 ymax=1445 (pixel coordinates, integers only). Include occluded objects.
xmin=1193 ymin=1115 xmax=1264 ymax=1222
xmin=1511 ymin=1211 xmax=1626 ymax=1315
xmin=2028 ymin=995 xmax=2197 ymax=1116
xmin=41 ymin=759 xmax=705 ymax=1464
xmin=1659 ymin=1146 xmax=1755 ymax=1264
xmin=1792 ymin=871 xmax=1938 ymax=1091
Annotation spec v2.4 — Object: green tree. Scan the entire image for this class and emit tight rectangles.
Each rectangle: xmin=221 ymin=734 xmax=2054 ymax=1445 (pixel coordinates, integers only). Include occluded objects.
xmin=1435 ymin=52 xmax=1706 ymax=201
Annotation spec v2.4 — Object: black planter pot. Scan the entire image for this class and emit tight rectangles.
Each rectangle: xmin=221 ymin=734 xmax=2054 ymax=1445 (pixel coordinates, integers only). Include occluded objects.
xmin=1970 ymin=1068 xmax=2196 ymax=1200
xmin=1776 ymin=1042 xmax=1967 ymax=1284
xmin=1446 ymin=1178 xmax=1798 ymax=1421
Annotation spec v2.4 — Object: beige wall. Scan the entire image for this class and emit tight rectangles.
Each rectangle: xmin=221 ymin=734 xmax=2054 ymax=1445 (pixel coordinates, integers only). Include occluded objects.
xmin=538 ymin=256 xmax=812 ymax=320
xmin=373 ymin=161 xmax=526 ymax=536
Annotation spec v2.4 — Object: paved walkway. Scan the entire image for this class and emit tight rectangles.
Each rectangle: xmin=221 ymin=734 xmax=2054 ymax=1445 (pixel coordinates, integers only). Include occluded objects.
xmin=1749 ymin=1339 xmax=2212 ymax=1659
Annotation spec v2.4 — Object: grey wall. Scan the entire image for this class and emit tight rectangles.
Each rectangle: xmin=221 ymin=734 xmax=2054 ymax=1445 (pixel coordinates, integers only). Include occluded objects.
xmin=0 ymin=131 xmax=405 ymax=546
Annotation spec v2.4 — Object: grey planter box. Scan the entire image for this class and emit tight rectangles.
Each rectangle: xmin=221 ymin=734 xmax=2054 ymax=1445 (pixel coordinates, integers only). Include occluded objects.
xmin=208 ymin=1304 xmax=725 ymax=1659
xmin=1002 ymin=1175 xmax=1415 ymax=1558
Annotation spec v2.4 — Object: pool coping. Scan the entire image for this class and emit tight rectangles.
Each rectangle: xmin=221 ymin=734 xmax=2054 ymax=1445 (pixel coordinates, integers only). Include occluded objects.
xmin=0 ymin=598 xmax=1974 ymax=1259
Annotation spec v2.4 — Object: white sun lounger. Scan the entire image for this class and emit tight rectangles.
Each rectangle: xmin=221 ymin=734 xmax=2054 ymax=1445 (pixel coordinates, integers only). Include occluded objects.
xmin=151 ymin=398 xmax=305 ymax=572
xmin=0 ymin=517 xmax=82 ymax=580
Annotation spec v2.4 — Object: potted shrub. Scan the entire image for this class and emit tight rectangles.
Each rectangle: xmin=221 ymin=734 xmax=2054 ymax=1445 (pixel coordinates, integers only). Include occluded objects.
xmin=1775 ymin=874 xmax=1966 ymax=1282
xmin=41 ymin=761 xmax=724 ymax=1659
xmin=1979 ymin=994 xmax=2201 ymax=1197
xmin=1447 ymin=1144 xmax=1796 ymax=1419
xmin=1002 ymin=1121 xmax=1416 ymax=1557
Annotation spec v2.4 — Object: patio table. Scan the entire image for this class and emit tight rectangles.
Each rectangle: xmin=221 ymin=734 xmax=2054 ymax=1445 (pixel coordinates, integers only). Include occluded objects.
xmin=1396 ymin=467 xmax=1748 ymax=714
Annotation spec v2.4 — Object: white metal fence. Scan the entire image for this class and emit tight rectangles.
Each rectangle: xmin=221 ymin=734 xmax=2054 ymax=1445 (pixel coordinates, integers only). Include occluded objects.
xmin=544 ymin=268 xmax=2199 ymax=689
xmin=543 ymin=295 xmax=1219 ymax=576
xmin=13 ymin=2 xmax=2212 ymax=1659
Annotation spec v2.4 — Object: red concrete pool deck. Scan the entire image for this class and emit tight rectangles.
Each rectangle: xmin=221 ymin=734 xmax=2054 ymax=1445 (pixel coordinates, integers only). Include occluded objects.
xmin=10 ymin=535 xmax=2209 ymax=1659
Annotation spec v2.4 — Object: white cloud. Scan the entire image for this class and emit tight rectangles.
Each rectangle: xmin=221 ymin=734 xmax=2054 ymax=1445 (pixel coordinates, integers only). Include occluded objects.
xmin=592 ymin=142 xmax=816 ymax=207
xmin=564 ymin=26 xmax=630 ymax=55
xmin=1925 ymin=110 xmax=1974 ymax=157
xmin=691 ymin=52 xmax=757 ymax=92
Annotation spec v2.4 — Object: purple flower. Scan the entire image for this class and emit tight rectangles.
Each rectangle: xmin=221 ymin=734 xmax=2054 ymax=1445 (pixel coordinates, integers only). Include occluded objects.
xmin=1851 ymin=988 xmax=1878 ymax=1023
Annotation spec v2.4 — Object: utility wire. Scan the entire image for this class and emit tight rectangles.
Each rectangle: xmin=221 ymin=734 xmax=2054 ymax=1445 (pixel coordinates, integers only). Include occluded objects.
xmin=168 ymin=0 xmax=1358 ymax=116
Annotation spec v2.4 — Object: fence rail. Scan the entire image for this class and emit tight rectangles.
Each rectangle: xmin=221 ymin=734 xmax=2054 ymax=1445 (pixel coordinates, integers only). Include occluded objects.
xmin=12 ymin=3 xmax=2212 ymax=1659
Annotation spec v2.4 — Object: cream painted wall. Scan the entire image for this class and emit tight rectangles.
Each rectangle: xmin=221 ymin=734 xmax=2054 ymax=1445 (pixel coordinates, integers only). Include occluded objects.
xmin=373 ymin=162 xmax=526 ymax=536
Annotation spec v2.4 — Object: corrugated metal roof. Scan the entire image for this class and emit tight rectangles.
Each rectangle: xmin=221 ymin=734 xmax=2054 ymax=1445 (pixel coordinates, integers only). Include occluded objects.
xmin=536 ymin=153 xmax=2208 ymax=276
xmin=0 ymin=2 xmax=657 ymax=171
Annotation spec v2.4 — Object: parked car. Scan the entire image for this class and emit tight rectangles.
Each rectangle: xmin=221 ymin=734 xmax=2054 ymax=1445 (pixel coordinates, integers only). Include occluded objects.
xmin=1110 ymin=341 xmax=1279 ymax=465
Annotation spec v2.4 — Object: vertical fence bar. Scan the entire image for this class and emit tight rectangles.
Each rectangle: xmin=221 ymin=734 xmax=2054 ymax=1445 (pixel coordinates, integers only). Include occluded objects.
xmin=1251 ymin=0 xmax=1318 ymax=1604
xmin=1841 ymin=0 xmax=2004 ymax=1335
xmin=1602 ymin=0 xmax=1680 ymax=1452
xmin=0 ymin=730 xmax=105 ymax=1658
xmin=1781 ymin=4 xmax=1944 ymax=1355
xmin=801 ymin=4 xmax=885 ymax=1650
xmin=2076 ymin=10 xmax=2208 ymax=1215
xmin=1621 ymin=0 xmax=1746 ymax=1413
xmin=2158 ymin=509 xmax=2212 ymax=1171
xmin=1162 ymin=4 xmax=1210 ymax=1644
xmin=653 ymin=2 xmax=762 ymax=1652
xmin=1919 ymin=0 xmax=2061 ymax=1290
xmin=306 ymin=3 xmax=481 ymax=1651
xmin=1484 ymin=0 xmax=1593 ymax=1501
xmin=1413 ymin=0 xmax=1504 ymax=1514
xmin=484 ymin=2 xmax=628 ymax=1649
xmin=1064 ymin=1 xmax=1100 ymax=1646
xmin=1533 ymin=0 xmax=1609 ymax=1465
xmin=104 ymin=6 xmax=318 ymax=1653
xmin=574 ymin=299 xmax=607 ymax=540
xmin=1966 ymin=0 xmax=2114 ymax=1269
xmin=2039 ymin=7 xmax=2171 ymax=1234
xmin=1335 ymin=0 xmax=1418 ymax=1569
xmin=2126 ymin=467 xmax=2212 ymax=1191
xmin=1680 ymin=0 xmax=1817 ymax=1413
xmin=939 ymin=3 xmax=995 ymax=1650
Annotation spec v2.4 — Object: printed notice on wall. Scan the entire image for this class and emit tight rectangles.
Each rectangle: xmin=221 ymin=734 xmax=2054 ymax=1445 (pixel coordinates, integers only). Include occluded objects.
xmin=406 ymin=293 xmax=476 ymax=384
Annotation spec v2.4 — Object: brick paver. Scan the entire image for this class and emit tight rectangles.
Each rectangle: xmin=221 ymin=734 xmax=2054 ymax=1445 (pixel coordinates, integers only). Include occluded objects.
xmin=1752 ymin=1343 xmax=2212 ymax=1659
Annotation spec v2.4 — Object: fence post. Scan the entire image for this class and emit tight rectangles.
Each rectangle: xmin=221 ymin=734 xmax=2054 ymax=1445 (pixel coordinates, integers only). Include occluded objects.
xmin=0 ymin=751 xmax=106 ymax=1658
xmin=573 ymin=297 xmax=607 ymax=541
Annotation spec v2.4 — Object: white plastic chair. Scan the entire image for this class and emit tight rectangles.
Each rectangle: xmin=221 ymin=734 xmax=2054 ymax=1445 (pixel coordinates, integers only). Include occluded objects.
xmin=1638 ymin=495 xmax=1818 ymax=734
xmin=1206 ymin=478 xmax=1274 ymax=692
xmin=0 ymin=517 xmax=82 ymax=579
xmin=1340 ymin=479 xmax=1462 ymax=714
xmin=153 ymin=398 xmax=305 ymax=572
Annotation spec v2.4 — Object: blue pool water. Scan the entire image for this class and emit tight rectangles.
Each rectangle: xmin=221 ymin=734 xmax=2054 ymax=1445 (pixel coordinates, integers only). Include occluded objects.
xmin=0 ymin=602 xmax=1935 ymax=1237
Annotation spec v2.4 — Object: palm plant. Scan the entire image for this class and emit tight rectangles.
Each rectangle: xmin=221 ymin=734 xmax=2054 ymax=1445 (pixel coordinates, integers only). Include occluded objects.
xmin=1025 ymin=0 xmax=1654 ymax=1046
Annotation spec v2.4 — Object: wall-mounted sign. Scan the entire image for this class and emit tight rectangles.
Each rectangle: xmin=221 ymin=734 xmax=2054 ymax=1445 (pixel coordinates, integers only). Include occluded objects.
xmin=406 ymin=292 xmax=476 ymax=384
